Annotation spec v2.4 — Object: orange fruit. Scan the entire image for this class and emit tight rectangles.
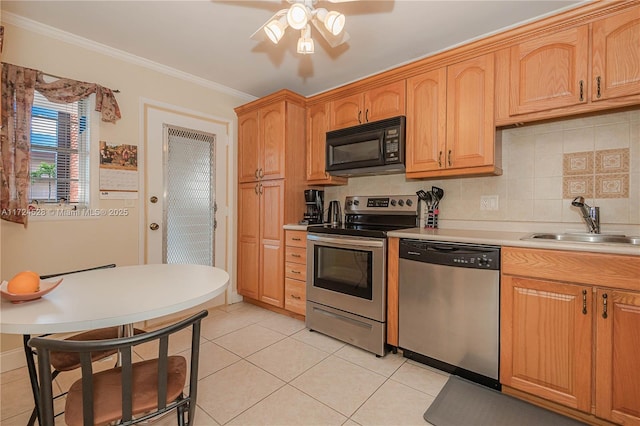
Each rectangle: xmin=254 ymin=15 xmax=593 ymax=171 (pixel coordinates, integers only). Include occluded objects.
xmin=7 ymin=271 xmax=40 ymax=294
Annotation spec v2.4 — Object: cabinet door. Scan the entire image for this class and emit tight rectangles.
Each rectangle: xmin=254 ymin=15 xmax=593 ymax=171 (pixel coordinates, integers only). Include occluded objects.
xmin=447 ymin=53 xmax=495 ymax=170
xmin=500 ymin=275 xmax=592 ymax=412
xmin=260 ymin=102 xmax=286 ymax=180
xmin=238 ymin=111 xmax=260 ymax=183
xmin=306 ymin=103 xmax=330 ymax=182
xmin=237 ymin=182 xmax=260 ymax=299
xmin=595 ymin=289 xmax=640 ymax=424
xmin=330 ymin=93 xmax=363 ymax=130
xmin=510 ymin=25 xmax=589 ymax=114
xmin=406 ymin=68 xmax=447 ymax=173
xmin=259 ymin=180 xmax=284 ymax=307
xmin=364 ymin=80 xmax=406 ymax=123
xmin=592 ymin=6 xmax=640 ymax=102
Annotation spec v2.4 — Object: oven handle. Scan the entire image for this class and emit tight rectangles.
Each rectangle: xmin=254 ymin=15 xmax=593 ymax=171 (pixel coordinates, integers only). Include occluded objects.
xmin=307 ymin=234 xmax=384 ymax=248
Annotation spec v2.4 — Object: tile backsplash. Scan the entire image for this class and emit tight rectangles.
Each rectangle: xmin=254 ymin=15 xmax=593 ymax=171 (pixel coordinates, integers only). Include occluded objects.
xmin=323 ymin=108 xmax=639 ymax=231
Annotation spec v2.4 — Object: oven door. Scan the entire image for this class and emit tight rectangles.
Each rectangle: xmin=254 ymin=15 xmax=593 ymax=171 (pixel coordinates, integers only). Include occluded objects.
xmin=307 ymin=233 xmax=386 ymax=322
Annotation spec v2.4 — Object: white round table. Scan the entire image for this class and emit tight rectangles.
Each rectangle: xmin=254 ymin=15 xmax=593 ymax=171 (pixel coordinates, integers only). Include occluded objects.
xmin=1 ymin=263 xmax=230 ymax=334
xmin=1 ymin=263 xmax=229 ymax=426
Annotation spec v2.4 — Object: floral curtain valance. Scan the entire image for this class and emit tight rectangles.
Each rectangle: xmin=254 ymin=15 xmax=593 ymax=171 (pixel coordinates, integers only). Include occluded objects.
xmin=0 ymin=62 xmax=121 ymax=226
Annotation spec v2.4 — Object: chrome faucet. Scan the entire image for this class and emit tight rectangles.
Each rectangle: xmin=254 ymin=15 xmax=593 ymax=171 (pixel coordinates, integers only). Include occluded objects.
xmin=571 ymin=197 xmax=600 ymax=234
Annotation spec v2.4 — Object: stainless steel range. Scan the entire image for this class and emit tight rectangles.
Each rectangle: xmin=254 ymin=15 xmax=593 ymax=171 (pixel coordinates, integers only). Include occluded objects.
xmin=306 ymin=195 xmax=419 ymax=356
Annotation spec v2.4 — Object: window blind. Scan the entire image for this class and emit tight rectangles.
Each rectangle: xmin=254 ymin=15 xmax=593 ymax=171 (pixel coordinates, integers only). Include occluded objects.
xmin=29 ymin=91 xmax=90 ymax=206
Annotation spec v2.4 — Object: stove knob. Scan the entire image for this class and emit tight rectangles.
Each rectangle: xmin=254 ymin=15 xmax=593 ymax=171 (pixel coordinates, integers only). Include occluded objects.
xmin=398 ymin=199 xmax=404 ymax=206
xmin=406 ymin=199 xmax=413 ymax=206
xmin=353 ymin=200 xmax=360 ymax=206
xmin=347 ymin=200 xmax=353 ymax=206
xmin=390 ymin=199 xmax=397 ymax=206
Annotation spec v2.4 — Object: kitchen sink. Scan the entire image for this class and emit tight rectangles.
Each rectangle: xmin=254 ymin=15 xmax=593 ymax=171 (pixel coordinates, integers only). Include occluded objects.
xmin=522 ymin=233 xmax=640 ymax=245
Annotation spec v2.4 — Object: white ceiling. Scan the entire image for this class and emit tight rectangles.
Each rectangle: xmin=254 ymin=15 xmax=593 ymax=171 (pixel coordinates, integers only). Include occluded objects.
xmin=2 ymin=0 xmax=585 ymax=99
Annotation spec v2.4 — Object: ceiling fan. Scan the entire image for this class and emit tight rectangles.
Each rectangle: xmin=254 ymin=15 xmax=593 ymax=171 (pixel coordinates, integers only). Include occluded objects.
xmin=251 ymin=0 xmax=356 ymax=54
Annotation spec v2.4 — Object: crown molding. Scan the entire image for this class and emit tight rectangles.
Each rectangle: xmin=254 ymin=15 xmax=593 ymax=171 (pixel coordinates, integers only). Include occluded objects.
xmin=2 ymin=12 xmax=257 ymax=102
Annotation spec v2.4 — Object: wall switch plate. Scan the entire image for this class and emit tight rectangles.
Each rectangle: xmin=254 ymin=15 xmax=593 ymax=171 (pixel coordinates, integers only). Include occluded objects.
xmin=480 ymin=195 xmax=499 ymax=211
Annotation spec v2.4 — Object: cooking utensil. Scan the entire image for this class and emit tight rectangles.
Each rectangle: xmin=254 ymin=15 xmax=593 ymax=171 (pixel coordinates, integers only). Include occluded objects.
xmin=416 ymin=190 xmax=428 ymax=202
xmin=327 ymin=200 xmax=342 ymax=225
xmin=432 ymin=186 xmax=444 ymax=202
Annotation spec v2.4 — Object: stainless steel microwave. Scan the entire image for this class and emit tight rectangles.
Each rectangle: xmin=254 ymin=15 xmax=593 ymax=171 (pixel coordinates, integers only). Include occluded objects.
xmin=326 ymin=116 xmax=405 ymax=177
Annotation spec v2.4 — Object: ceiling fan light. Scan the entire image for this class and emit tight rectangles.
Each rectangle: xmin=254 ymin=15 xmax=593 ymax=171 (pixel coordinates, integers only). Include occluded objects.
xmin=264 ymin=16 xmax=287 ymax=44
xmin=324 ymin=11 xmax=345 ymax=36
xmin=287 ymin=3 xmax=309 ymax=30
xmin=297 ymin=36 xmax=314 ymax=54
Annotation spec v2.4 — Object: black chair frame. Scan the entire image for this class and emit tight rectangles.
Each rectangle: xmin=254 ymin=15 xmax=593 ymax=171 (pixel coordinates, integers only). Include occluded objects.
xmin=29 ymin=310 xmax=208 ymax=426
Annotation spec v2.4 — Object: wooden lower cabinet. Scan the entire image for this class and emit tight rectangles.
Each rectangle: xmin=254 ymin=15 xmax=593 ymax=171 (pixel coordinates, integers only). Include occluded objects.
xmin=595 ymin=289 xmax=640 ymax=424
xmin=284 ymin=230 xmax=307 ymax=315
xmin=500 ymin=275 xmax=593 ymax=412
xmin=237 ymin=180 xmax=284 ymax=308
xmin=501 ymin=246 xmax=640 ymax=424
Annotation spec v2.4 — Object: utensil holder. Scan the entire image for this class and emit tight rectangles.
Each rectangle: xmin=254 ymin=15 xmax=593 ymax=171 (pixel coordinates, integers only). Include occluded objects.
xmin=425 ymin=209 xmax=439 ymax=229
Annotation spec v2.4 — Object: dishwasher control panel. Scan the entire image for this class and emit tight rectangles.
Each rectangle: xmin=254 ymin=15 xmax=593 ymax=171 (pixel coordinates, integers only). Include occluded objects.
xmin=399 ymin=239 xmax=500 ymax=270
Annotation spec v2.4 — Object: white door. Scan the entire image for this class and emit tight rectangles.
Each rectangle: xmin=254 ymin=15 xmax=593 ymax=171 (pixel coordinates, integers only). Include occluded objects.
xmin=144 ymin=106 xmax=228 ymax=275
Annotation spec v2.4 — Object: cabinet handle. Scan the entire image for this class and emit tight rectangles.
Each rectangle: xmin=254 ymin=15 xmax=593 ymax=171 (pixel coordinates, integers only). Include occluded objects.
xmin=365 ymin=109 xmax=369 ymax=122
xmin=291 ymin=270 xmax=301 ymax=274
xmin=291 ymin=294 xmax=301 ymax=300
xmin=448 ymin=150 xmax=452 ymax=167
xmin=255 ymin=169 xmax=260 ymax=179
xmin=582 ymin=289 xmax=587 ymax=315
xmin=292 ymin=237 xmax=301 ymax=241
xmin=438 ymin=151 xmax=443 ymax=168
xmin=292 ymin=254 xmax=301 ymax=258
xmin=602 ymin=293 xmax=608 ymax=319
xmin=579 ymin=80 xmax=584 ymax=102
xmin=259 ymin=183 xmax=263 ymax=195
xmin=596 ymin=76 xmax=602 ymax=99
xmin=254 ymin=183 xmax=259 ymax=195
xmin=357 ymin=110 xmax=362 ymax=124
xmin=258 ymin=168 xmax=264 ymax=179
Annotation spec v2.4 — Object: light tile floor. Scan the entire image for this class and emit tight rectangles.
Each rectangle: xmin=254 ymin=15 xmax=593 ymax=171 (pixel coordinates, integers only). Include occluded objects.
xmin=0 ymin=302 xmax=449 ymax=425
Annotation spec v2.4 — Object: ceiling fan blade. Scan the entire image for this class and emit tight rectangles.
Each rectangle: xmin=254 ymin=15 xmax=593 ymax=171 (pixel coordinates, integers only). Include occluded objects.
xmin=250 ymin=9 xmax=288 ymax=40
xmin=311 ymin=19 xmax=350 ymax=48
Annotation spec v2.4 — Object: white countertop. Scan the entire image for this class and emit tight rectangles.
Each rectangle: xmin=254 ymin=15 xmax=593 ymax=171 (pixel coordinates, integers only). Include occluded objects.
xmin=387 ymin=228 xmax=640 ymax=256
xmin=284 ymin=224 xmax=308 ymax=231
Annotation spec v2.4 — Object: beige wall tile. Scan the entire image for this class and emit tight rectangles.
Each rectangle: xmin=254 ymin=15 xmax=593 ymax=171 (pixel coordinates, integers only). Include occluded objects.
xmin=563 ymin=175 xmax=594 ymax=199
xmin=595 ymin=174 xmax=629 ymax=198
xmin=563 ymin=127 xmax=595 ymax=153
xmin=563 ymin=151 xmax=594 ymax=175
xmin=595 ymin=122 xmax=630 ymax=150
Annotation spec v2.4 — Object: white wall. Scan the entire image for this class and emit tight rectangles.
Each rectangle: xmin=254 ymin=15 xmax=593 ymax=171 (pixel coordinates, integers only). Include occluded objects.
xmin=0 ymin=19 xmax=251 ymax=360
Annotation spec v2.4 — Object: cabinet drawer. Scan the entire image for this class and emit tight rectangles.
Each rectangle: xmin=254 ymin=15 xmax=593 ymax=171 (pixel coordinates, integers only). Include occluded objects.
xmin=285 ymin=278 xmax=306 ymax=315
xmin=285 ymin=246 xmax=306 ymax=264
xmin=285 ymin=262 xmax=306 ymax=281
xmin=286 ymin=230 xmax=307 ymax=248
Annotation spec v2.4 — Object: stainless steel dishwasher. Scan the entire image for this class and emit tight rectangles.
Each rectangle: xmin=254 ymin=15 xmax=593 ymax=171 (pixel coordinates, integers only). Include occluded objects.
xmin=398 ymin=239 xmax=501 ymax=389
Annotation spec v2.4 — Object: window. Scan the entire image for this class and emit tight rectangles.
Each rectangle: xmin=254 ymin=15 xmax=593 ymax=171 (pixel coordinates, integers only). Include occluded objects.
xmin=29 ymin=91 xmax=90 ymax=208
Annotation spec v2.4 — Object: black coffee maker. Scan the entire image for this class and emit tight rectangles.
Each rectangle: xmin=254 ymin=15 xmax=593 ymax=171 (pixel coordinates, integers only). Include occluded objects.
xmin=302 ymin=189 xmax=324 ymax=224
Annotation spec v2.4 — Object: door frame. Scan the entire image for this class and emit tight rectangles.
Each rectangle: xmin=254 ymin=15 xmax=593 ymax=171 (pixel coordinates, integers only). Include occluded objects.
xmin=139 ymin=98 xmax=241 ymax=303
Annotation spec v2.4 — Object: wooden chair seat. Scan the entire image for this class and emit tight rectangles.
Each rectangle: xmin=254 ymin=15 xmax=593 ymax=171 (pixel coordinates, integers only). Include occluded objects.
xmin=64 ymin=356 xmax=187 ymax=426
xmin=50 ymin=327 xmax=145 ymax=372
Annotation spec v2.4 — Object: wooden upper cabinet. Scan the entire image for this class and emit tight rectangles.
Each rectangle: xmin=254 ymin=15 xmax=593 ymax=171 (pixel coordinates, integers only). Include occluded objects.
xmin=237 ymin=111 xmax=260 ymax=183
xmin=447 ymin=53 xmax=495 ymax=170
xmin=591 ymin=6 xmax=640 ymax=102
xmin=406 ymin=68 xmax=447 ymax=173
xmin=329 ymin=80 xmax=406 ymax=130
xmin=237 ymin=101 xmax=286 ymax=183
xmin=406 ymin=53 xmax=498 ymax=178
xmin=306 ymin=102 xmax=347 ymax=185
xmin=259 ymin=102 xmax=286 ymax=181
xmin=365 ymin=80 xmax=406 ymax=123
xmin=595 ymin=288 xmax=640 ymax=425
xmin=510 ymin=25 xmax=589 ymax=115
